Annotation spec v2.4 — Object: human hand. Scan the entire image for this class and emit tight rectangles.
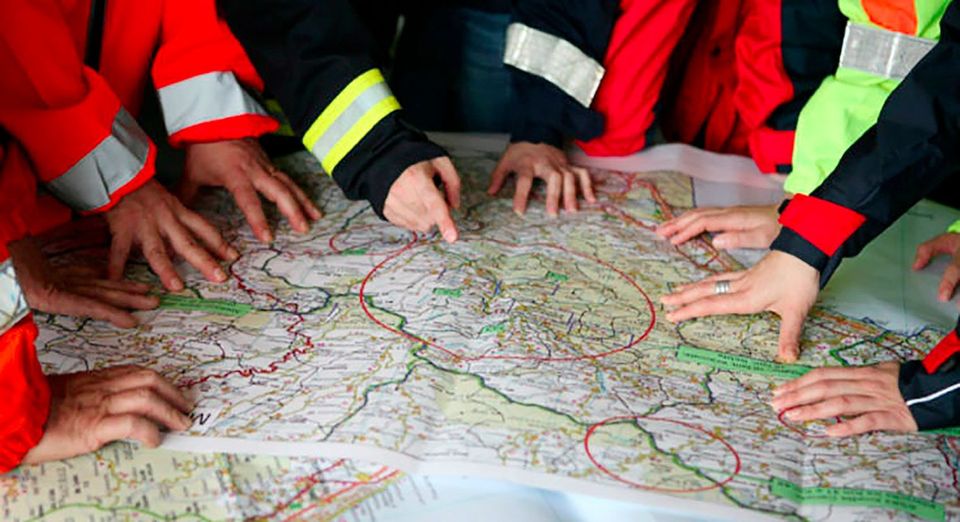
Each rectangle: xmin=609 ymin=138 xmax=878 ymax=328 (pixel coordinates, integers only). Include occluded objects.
xmin=105 ymin=179 xmax=239 ymax=291
xmin=771 ymin=362 xmax=916 ymax=437
xmin=661 ymin=250 xmax=820 ymax=362
xmin=21 ymin=365 xmax=193 ymax=464
xmin=7 ymin=237 xmax=158 ymax=328
xmin=912 ymin=232 xmax=960 ymax=303
xmin=383 ymin=157 xmax=461 ymax=243
xmin=181 ymin=139 xmax=322 ymax=243
xmin=656 ymin=205 xmax=780 ymax=249
xmin=487 ymin=142 xmax=595 ymax=217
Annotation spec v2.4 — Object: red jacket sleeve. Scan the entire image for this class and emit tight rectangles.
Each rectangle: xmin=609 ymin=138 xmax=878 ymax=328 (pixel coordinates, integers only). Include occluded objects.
xmin=0 ymin=144 xmax=51 ymax=473
xmin=0 ymin=0 xmax=156 ymax=215
xmin=152 ymin=0 xmax=278 ymax=147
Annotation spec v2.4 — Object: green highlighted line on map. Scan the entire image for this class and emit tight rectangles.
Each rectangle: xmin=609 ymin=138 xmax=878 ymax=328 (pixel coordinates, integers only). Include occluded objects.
xmin=677 ymin=345 xmax=812 ymax=380
xmin=481 ymin=322 xmax=507 ymax=335
xmin=927 ymin=426 xmax=960 ymax=437
xmin=546 ymin=271 xmax=569 ymax=282
xmin=770 ymin=478 xmax=944 ymax=521
xmin=341 ymin=247 xmax=369 ymax=255
xmin=433 ymin=288 xmax=462 ymax=298
xmin=159 ymin=295 xmax=252 ymax=317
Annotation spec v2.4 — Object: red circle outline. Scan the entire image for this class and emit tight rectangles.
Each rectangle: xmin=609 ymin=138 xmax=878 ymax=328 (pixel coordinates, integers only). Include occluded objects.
xmin=777 ymin=408 xmax=842 ymax=439
xmin=358 ymin=239 xmax=656 ymax=362
xmin=329 ymin=224 xmax=418 ymax=257
xmin=583 ymin=415 xmax=741 ymax=493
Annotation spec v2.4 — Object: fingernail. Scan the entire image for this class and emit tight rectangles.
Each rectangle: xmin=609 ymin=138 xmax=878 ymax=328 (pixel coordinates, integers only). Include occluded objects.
xmin=180 ymin=414 xmax=193 ymax=429
xmin=170 ymin=279 xmax=184 ymax=291
xmin=227 ymin=247 xmax=240 ymax=260
xmin=713 ymin=238 xmax=729 ymax=249
xmin=514 ymin=210 xmax=524 ymax=218
xmin=784 ymin=410 xmax=798 ymax=420
xmin=214 ymin=268 xmax=227 ymax=282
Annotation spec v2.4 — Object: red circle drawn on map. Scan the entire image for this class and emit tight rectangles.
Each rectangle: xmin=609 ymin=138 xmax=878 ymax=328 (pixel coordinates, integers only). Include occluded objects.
xmin=358 ymin=239 xmax=656 ymax=362
xmin=583 ymin=415 xmax=741 ymax=493
xmin=777 ymin=408 xmax=842 ymax=439
xmin=328 ymin=224 xmax=418 ymax=257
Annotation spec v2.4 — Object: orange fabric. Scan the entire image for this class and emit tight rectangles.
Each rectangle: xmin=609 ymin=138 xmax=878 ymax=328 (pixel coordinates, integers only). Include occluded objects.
xmin=862 ymin=0 xmax=918 ymax=34
xmin=577 ymin=0 xmax=699 ymax=156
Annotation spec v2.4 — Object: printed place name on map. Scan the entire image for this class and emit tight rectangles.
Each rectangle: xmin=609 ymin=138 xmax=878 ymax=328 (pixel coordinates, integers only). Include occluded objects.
xmin=159 ymin=295 xmax=253 ymax=317
xmin=677 ymin=346 xmax=811 ymax=380
xmin=770 ymin=478 xmax=944 ymax=521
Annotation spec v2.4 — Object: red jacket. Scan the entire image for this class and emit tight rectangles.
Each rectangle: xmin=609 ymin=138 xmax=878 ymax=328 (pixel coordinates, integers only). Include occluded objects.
xmin=0 ymin=0 xmax=278 ymax=215
xmin=0 ymin=142 xmax=51 ymax=473
xmin=578 ymin=0 xmax=844 ymax=175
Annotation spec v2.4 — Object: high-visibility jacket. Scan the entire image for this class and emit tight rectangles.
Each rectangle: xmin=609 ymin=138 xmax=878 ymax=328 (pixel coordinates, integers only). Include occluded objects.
xmin=785 ymin=0 xmax=951 ymax=196
xmin=217 ymin=0 xmax=447 ymax=219
xmin=0 ymin=0 xmax=278 ymax=215
xmin=771 ymin=2 xmax=960 ymax=430
xmin=0 ymin=142 xmax=51 ymax=473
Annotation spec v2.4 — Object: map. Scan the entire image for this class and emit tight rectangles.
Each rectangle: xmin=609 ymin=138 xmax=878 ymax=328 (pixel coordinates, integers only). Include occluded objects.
xmin=11 ymin=141 xmax=960 ymax=521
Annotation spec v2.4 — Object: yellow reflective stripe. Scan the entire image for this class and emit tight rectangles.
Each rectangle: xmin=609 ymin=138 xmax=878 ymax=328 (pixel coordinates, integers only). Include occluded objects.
xmin=302 ymin=69 xmax=400 ymax=176
xmin=321 ymin=95 xmax=401 ymax=174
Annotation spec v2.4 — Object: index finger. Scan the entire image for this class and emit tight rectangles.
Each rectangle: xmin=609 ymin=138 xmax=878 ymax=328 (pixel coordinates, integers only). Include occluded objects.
xmin=433 ymin=157 xmax=462 ymax=210
xmin=664 ymin=293 xmax=756 ymax=323
xmin=424 ymin=187 xmax=458 ymax=243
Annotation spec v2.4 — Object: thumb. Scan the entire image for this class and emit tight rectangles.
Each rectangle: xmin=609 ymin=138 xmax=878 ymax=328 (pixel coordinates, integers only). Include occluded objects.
xmin=775 ymin=310 xmax=806 ymax=363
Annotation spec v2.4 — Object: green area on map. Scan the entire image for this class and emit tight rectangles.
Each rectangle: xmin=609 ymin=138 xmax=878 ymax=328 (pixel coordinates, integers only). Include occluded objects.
xmin=481 ymin=322 xmax=507 ymax=335
xmin=677 ymin=345 xmax=812 ymax=380
xmin=546 ymin=271 xmax=568 ymax=282
xmin=341 ymin=248 xmax=369 ymax=255
xmin=770 ymin=478 xmax=944 ymax=521
xmin=927 ymin=426 xmax=960 ymax=437
xmin=159 ymin=295 xmax=253 ymax=317
xmin=433 ymin=288 xmax=462 ymax=298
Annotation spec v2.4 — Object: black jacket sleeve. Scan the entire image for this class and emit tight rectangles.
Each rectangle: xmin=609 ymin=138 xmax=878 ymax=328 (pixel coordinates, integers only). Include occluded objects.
xmin=769 ymin=2 xmax=960 ymax=285
xmin=506 ymin=0 xmax=619 ymax=147
xmin=218 ymin=0 xmax=446 ymax=218
xmin=899 ymin=319 xmax=960 ymax=431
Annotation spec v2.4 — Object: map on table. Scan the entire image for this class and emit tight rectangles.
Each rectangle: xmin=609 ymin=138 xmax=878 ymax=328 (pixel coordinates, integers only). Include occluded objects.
xmin=15 ymin=142 xmax=960 ymax=521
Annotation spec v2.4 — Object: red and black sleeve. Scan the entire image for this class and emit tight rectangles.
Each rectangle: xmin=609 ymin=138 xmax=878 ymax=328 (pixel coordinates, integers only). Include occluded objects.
xmin=769 ymin=1 xmax=960 ymax=286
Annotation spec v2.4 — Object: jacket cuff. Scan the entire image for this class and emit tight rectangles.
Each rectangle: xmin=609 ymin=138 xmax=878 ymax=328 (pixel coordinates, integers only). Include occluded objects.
xmin=332 ymin=119 xmax=447 ymax=219
xmin=168 ymin=114 xmax=279 ymax=147
xmin=510 ymin=121 xmax=564 ymax=149
xmin=769 ymin=228 xmax=842 ymax=287
xmin=899 ymin=359 xmax=960 ymax=431
xmin=778 ymin=194 xmax=866 ymax=256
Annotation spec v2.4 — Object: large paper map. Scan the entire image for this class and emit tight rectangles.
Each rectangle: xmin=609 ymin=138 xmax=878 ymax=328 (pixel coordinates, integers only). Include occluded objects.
xmin=12 ymin=141 xmax=960 ymax=521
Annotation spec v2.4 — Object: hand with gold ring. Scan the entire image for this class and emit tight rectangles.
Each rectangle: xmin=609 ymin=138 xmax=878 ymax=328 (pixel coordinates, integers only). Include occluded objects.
xmin=661 ymin=251 xmax=820 ymax=362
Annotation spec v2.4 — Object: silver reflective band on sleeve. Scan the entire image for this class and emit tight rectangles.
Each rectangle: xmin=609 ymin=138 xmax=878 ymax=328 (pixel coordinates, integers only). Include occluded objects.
xmin=839 ymin=22 xmax=936 ymax=80
xmin=158 ymin=71 xmax=270 ymax=135
xmin=503 ymin=23 xmax=604 ymax=108
xmin=46 ymin=108 xmax=150 ymax=212
xmin=0 ymin=259 xmax=28 ymax=337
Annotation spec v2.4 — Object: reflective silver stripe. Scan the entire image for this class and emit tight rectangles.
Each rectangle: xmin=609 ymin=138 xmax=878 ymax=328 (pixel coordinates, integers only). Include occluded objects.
xmin=46 ymin=108 xmax=150 ymax=212
xmin=309 ymin=82 xmax=394 ymax=167
xmin=503 ymin=23 xmax=604 ymax=108
xmin=0 ymin=260 xmax=28 ymax=337
xmin=839 ymin=22 xmax=936 ymax=80
xmin=158 ymin=71 xmax=269 ymax=135
xmin=905 ymin=382 xmax=960 ymax=407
